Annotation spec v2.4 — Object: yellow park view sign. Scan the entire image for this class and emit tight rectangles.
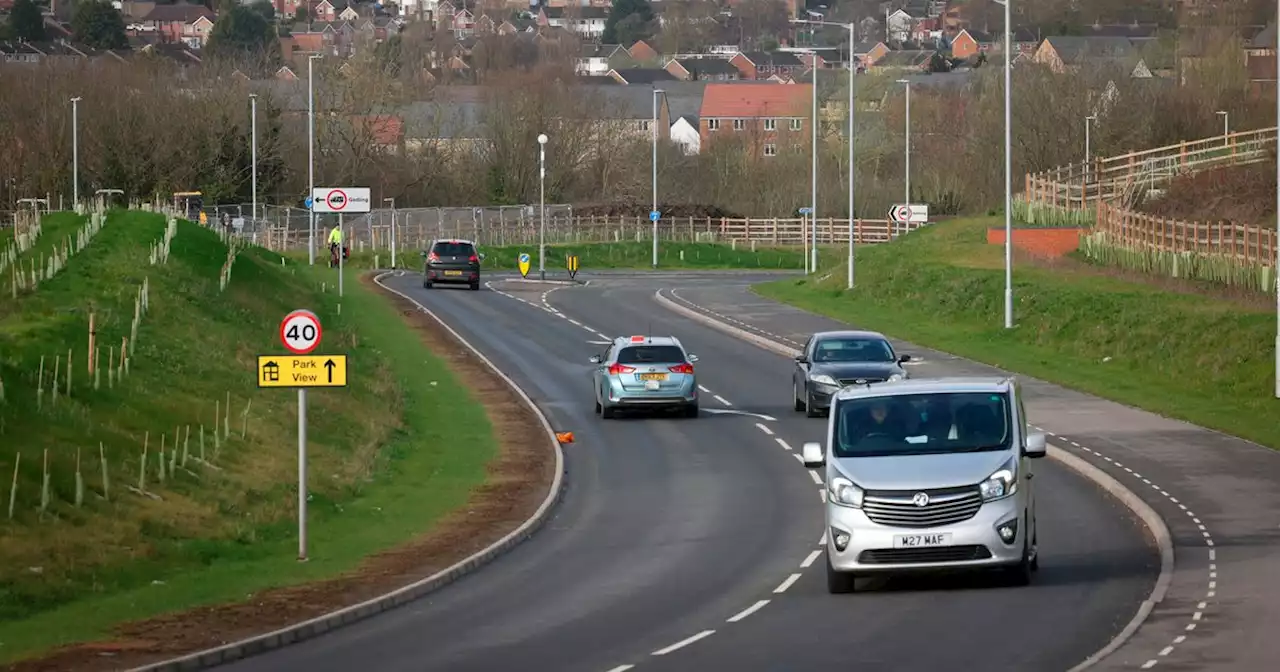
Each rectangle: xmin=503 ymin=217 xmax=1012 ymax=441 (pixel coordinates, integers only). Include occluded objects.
xmin=257 ymin=355 xmax=348 ymax=388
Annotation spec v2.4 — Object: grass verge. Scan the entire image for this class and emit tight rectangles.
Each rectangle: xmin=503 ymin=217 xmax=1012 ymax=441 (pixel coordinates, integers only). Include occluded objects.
xmin=301 ymin=241 xmax=810 ymax=272
xmin=754 ymin=217 xmax=1280 ymax=449
xmin=0 ymin=210 xmax=495 ymax=663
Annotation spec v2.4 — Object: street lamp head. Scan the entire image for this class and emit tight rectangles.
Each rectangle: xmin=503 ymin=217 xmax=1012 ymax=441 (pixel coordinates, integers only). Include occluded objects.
xmin=537 ymin=133 xmax=548 ymax=145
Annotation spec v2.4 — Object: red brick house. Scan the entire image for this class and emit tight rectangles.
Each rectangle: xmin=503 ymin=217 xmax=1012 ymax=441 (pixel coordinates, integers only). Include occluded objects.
xmin=730 ymin=51 xmax=804 ymax=80
xmin=1246 ymin=23 xmax=1276 ymax=97
xmin=138 ymin=3 xmax=216 ymax=47
xmin=948 ymin=28 xmax=994 ymax=59
xmin=698 ymin=82 xmax=811 ymax=158
xmin=628 ymin=39 xmax=659 ymax=63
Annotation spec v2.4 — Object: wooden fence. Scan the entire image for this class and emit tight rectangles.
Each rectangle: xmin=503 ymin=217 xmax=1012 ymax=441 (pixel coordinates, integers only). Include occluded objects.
xmin=1095 ymin=201 xmax=1278 ymax=266
xmin=254 ymin=215 xmax=921 ymax=252
xmin=1023 ymin=126 xmax=1277 ymax=211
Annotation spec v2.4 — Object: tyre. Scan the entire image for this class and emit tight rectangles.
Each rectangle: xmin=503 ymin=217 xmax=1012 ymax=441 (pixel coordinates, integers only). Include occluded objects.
xmin=594 ymin=397 xmax=602 ymax=414
xmin=805 ymin=392 xmax=822 ymax=418
xmin=601 ymin=404 xmax=616 ymax=419
xmin=793 ymin=382 xmax=805 ymax=412
xmin=682 ymin=403 xmax=698 ymax=418
xmin=469 ymin=281 xmax=480 ymax=291
xmin=826 ymin=555 xmax=857 ymax=594
xmin=1002 ymin=538 xmax=1033 ymax=586
xmin=424 ymin=281 xmax=433 ymax=289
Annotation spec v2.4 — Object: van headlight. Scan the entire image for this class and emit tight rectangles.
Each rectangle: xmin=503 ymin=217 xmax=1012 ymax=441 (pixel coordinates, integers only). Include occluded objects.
xmin=810 ymin=374 xmax=838 ymax=386
xmin=888 ymin=374 xmax=904 ymax=382
xmin=979 ymin=457 xmax=1017 ymax=501
xmin=828 ymin=476 xmax=864 ymax=508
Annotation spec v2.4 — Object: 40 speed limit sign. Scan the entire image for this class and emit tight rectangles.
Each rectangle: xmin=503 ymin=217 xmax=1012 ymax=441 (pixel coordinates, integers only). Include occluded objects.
xmin=280 ymin=309 xmax=322 ymax=355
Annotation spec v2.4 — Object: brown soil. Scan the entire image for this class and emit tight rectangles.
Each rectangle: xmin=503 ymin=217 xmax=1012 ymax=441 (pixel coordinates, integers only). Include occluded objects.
xmin=1136 ymin=162 xmax=1277 ymax=227
xmin=8 ymin=274 xmax=556 ymax=672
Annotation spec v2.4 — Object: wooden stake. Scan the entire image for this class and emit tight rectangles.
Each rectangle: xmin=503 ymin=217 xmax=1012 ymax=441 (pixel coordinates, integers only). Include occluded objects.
xmin=182 ymin=425 xmax=190 ymax=466
xmin=88 ymin=312 xmax=95 ymax=374
xmin=51 ymin=355 xmax=59 ymax=406
xmin=224 ymin=391 xmax=231 ymax=439
xmin=138 ymin=433 xmax=148 ymax=492
xmin=7 ymin=453 xmax=17 ymax=519
xmin=66 ymin=348 xmax=72 ymax=397
xmin=93 ymin=346 xmax=100 ymax=390
xmin=40 ymin=449 xmax=49 ymax=512
xmin=99 ymin=442 xmax=110 ymax=502
xmin=36 ymin=355 xmax=44 ymax=410
xmin=74 ymin=447 xmax=83 ymax=507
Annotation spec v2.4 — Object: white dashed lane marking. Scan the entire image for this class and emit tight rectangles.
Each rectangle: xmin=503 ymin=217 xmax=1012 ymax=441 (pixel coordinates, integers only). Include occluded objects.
xmin=651 ymin=630 xmax=716 ymax=656
xmin=713 ymin=395 xmax=732 ymax=406
xmin=801 ymin=549 xmax=822 ymax=568
xmin=773 ymin=573 xmax=802 ymax=594
xmin=1034 ymin=425 xmax=1214 ymax=671
xmin=726 ymin=600 xmax=770 ymax=623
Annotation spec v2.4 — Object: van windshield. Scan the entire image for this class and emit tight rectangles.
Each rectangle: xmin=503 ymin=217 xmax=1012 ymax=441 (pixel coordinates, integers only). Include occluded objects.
xmin=832 ymin=392 xmax=1012 ymax=458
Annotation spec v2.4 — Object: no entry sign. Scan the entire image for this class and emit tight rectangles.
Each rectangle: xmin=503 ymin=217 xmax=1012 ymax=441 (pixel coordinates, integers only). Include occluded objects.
xmin=310 ymin=187 xmax=372 ymax=213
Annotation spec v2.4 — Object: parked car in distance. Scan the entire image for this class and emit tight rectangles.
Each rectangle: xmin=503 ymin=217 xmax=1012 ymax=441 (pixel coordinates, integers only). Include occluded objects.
xmin=793 ymin=330 xmax=911 ymax=417
xmin=423 ymin=238 xmax=485 ymax=290
xmin=802 ymin=376 xmax=1046 ymax=593
xmin=590 ymin=335 xmax=699 ymax=419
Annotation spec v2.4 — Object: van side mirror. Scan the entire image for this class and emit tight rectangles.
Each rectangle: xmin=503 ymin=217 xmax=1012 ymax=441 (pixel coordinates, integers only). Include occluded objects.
xmin=687 ymin=354 xmax=699 ymax=363
xmin=898 ymin=354 xmax=912 ymax=363
xmin=794 ymin=353 xmax=807 ymax=363
xmin=1025 ymin=432 xmax=1047 ymax=458
xmin=588 ymin=355 xmax=601 ymax=364
xmin=802 ymin=441 xmax=825 ymax=468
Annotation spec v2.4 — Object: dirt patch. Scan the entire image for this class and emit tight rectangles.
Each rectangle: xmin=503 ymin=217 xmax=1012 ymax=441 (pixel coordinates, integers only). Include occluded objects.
xmin=1136 ymin=162 xmax=1277 ymax=227
xmin=8 ymin=274 xmax=557 ymax=672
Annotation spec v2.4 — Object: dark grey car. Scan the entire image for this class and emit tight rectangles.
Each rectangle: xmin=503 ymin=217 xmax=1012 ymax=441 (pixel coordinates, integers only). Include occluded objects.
xmin=423 ymin=239 xmax=485 ymax=290
xmin=792 ymin=330 xmax=911 ymax=417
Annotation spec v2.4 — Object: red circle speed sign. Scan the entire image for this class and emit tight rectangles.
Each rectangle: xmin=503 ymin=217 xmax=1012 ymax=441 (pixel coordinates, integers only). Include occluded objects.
xmin=893 ymin=205 xmax=911 ymax=222
xmin=324 ymin=189 xmax=349 ymax=211
xmin=280 ymin=309 xmax=322 ymax=355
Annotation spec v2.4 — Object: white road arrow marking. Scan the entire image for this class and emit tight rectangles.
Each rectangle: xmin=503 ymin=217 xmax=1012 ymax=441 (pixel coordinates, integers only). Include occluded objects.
xmin=702 ymin=408 xmax=777 ymax=422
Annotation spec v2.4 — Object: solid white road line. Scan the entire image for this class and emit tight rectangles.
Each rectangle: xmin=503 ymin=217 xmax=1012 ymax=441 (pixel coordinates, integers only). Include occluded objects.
xmin=801 ymin=549 xmax=822 ymax=568
xmin=755 ymin=422 xmax=774 ymax=435
xmin=651 ymin=630 xmax=716 ymax=656
xmin=775 ymin=438 xmax=793 ymax=451
xmin=808 ymin=471 xmax=823 ymax=485
xmin=727 ymin=600 xmax=770 ymax=623
xmin=698 ymin=384 xmax=711 ymax=392
xmin=773 ymin=573 xmax=802 ymax=593
xmin=603 ymin=666 xmax=635 ymax=672
xmin=713 ymin=395 xmax=732 ymax=406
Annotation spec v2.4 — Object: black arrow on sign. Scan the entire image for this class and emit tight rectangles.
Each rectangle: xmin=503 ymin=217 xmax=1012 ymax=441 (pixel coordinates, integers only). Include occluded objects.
xmin=324 ymin=359 xmax=336 ymax=383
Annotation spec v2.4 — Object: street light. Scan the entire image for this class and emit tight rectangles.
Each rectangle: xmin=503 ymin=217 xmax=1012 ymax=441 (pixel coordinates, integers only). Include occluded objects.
xmin=70 ymin=97 xmax=81 ymax=209
xmin=538 ymin=133 xmax=548 ymax=281
xmin=896 ymin=79 xmax=911 ymax=236
xmin=249 ymin=93 xmax=258 ymax=227
xmin=810 ymin=57 xmax=818 ymax=274
xmin=793 ymin=17 xmax=857 ymax=288
xmin=652 ymin=87 xmax=662 ymax=269
xmin=1273 ymin=6 xmax=1279 ymax=399
xmin=994 ymin=0 xmax=1013 ymax=329
xmin=384 ymin=197 xmax=396 ymax=269
xmin=1084 ymin=114 xmax=1097 ymax=183
xmin=1216 ymin=110 xmax=1229 ymax=147
xmin=307 ymin=53 xmax=321 ymax=265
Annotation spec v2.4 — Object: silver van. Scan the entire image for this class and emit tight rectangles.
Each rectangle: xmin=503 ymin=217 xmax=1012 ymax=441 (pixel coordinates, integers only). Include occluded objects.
xmin=802 ymin=376 xmax=1047 ymax=593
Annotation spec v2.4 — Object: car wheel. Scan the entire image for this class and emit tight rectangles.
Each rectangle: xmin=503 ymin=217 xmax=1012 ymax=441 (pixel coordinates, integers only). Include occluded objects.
xmin=826 ymin=555 xmax=857 ymax=594
xmin=682 ymin=403 xmax=698 ymax=418
xmin=1003 ymin=538 xmax=1033 ymax=586
xmin=1029 ymin=516 xmax=1040 ymax=572
xmin=793 ymin=382 xmax=805 ymax=412
xmin=469 ymin=281 xmax=480 ymax=291
xmin=594 ymin=397 xmax=602 ymax=414
xmin=424 ymin=281 xmax=433 ymax=289
xmin=601 ymin=403 xmax=616 ymax=419
xmin=805 ymin=391 xmax=821 ymax=418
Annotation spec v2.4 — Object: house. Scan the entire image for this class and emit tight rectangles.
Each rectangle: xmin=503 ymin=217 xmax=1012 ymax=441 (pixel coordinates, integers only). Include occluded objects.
xmin=1244 ymin=22 xmax=1276 ymax=97
xmin=401 ymin=98 xmax=490 ymax=157
xmin=662 ymin=81 xmax=708 ymax=155
xmin=948 ymin=28 xmax=992 ymax=59
xmin=350 ymin=114 xmax=405 ymax=154
xmin=138 ymin=2 xmax=215 ymax=47
xmin=869 ymin=49 xmax=938 ymax=74
xmin=312 ymin=0 xmax=338 ymax=22
xmin=628 ymin=39 xmax=660 ymax=63
xmin=886 ymin=7 xmax=929 ymax=44
xmin=579 ymin=85 xmax=671 ymax=143
xmin=1032 ymin=36 xmax=1148 ymax=76
xmin=852 ymin=41 xmax=890 ymax=69
xmin=608 ymin=68 xmax=678 ymax=85
xmin=730 ymin=51 xmax=804 ymax=80
xmin=698 ymin=82 xmax=812 ymax=158
xmin=577 ymin=43 xmax=629 ymax=76
xmin=665 ymin=57 xmax=742 ymax=81
xmin=537 ymin=6 xmax=608 ymax=40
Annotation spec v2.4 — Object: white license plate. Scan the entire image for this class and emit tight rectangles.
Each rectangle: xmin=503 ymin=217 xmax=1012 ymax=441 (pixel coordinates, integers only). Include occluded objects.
xmin=644 ymin=380 xmax=661 ymax=390
xmin=892 ymin=533 xmax=952 ymax=548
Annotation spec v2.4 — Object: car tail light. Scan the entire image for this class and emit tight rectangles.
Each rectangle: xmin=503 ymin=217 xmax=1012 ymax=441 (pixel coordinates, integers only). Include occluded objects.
xmin=668 ymin=363 xmax=694 ymax=374
xmin=607 ymin=364 xmax=635 ymax=375
xmin=468 ymin=254 xmax=479 ymax=263
xmin=427 ymin=252 xmax=440 ymax=262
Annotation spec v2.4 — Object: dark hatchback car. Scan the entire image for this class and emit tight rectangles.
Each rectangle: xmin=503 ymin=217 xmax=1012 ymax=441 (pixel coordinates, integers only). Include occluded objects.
xmin=792 ymin=330 xmax=911 ymax=417
xmin=423 ymin=239 xmax=485 ymax=290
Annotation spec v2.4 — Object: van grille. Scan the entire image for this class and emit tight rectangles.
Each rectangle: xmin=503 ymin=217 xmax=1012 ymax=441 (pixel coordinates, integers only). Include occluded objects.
xmin=862 ymin=485 xmax=983 ymax=528
xmin=858 ymin=545 xmax=992 ymax=564
xmin=839 ymin=377 xmax=886 ymax=386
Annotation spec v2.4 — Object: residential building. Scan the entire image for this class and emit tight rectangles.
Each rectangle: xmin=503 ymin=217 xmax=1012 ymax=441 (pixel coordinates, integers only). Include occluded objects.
xmin=869 ymin=49 xmax=937 ymax=74
xmin=948 ymin=28 xmax=992 ymax=59
xmin=698 ymin=82 xmax=811 ymax=158
xmin=1245 ymin=22 xmax=1276 ymax=97
xmin=662 ymin=80 xmax=709 ymax=155
xmin=1032 ymin=36 xmax=1152 ymax=76
xmin=138 ymin=2 xmax=215 ymax=48
xmin=580 ymin=85 xmax=671 ymax=143
xmin=577 ymin=43 xmax=629 ymax=76
xmin=608 ymin=68 xmax=679 ymax=84
xmin=537 ymin=6 xmax=608 ymax=40
xmin=729 ymin=51 xmax=804 ymax=80
xmin=852 ymin=41 xmax=890 ymax=69
xmin=628 ymin=39 xmax=660 ymax=63
xmin=665 ymin=57 xmax=742 ymax=81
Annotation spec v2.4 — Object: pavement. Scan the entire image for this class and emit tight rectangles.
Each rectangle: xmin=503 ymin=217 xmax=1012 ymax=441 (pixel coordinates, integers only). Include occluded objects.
xmin=664 ymin=277 xmax=1280 ymax=672
xmin=214 ymin=269 xmax=1159 ymax=672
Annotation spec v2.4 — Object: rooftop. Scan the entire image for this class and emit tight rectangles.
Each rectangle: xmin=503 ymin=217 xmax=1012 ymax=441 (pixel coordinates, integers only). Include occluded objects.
xmin=834 ymin=377 xmax=1014 ymax=401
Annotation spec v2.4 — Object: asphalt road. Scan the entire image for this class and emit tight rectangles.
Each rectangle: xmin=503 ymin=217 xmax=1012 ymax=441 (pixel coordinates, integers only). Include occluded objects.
xmin=218 ymin=270 xmax=1155 ymax=672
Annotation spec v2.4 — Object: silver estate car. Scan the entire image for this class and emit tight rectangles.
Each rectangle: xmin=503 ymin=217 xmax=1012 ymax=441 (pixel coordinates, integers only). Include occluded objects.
xmin=802 ymin=377 xmax=1047 ymax=593
xmin=793 ymin=330 xmax=911 ymax=417
xmin=590 ymin=335 xmax=700 ymax=418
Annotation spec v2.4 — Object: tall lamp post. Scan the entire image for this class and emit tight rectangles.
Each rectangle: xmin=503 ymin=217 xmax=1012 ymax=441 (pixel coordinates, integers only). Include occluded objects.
xmin=793 ymin=18 xmax=857 ymax=288
xmin=384 ymin=197 xmax=396 ymax=269
xmin=994 ymin=0 xmax=1013 ymax=329
xmin=810 ymin=59 xmax=818 ymax=274
xmin=538 ymin=133 xmax=548 ymax=281
xmin=1084 ymin=114 xmax=1096 ymax=183
xmin=652 ymin=87 xmax=663 ymax=269
xmin=1216 ymin=109 xmax=1229 ymax=147
xmin=1273 ymin=6 xmax=1279 ymax=399
xmin=307 ymin=54 xmax=321 ymax=265
xmin=250 ymin=93 xmax=258 ymax=226
xmin=896 ymin=79 xmax=911 ymax=235
xmin=70 ymin=97 xmax=81 ymax=209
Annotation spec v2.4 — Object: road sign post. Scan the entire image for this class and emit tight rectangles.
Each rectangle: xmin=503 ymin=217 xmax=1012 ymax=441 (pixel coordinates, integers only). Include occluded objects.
xmin=566 ymin=254 xmax=580 ymax=279
xmin=518 ymin=252 xmax=531 ymax=278
xmin=889 ymin=203 xmax=930 ymax=235
xmin=262 ymin=309 xmax=354 ymax=562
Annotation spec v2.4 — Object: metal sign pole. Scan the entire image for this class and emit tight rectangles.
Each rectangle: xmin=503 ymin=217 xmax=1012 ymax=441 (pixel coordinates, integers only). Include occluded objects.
xmin=298 ymin=388 xmax=307 ymax=561
xmin=338 ymin=212 xmax=344 ymax=297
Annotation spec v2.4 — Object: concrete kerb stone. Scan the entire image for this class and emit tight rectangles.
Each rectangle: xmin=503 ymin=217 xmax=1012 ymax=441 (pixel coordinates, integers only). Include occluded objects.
xmin=652 ymin=287 xmax=1175 ymax=672
xmin=126 ymin=271 xmax=568 ymax=672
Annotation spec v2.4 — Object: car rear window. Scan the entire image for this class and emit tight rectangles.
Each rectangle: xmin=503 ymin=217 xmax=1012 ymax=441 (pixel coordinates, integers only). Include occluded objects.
xmin=432 ymin=242 xmax=475 ymax=256
xmin=617 ymin=345 xmax=686 ymax=364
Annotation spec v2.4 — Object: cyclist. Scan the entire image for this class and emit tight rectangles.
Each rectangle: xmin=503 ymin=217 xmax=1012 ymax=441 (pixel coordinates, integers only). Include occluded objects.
xmin=327 ymin=225 xmax=343 ymax=267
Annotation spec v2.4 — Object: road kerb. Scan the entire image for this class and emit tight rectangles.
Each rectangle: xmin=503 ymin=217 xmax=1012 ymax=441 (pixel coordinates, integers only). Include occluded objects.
xmin=125 ymin=271 xmax=568 ymax=672
xmin=652 ymin=286 xmax=1175 ymax=672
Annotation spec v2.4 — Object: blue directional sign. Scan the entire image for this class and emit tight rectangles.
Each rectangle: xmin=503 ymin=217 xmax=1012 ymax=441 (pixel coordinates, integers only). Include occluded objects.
xmin=650 ymin=210 xmax=661 ymax=221
xmin=798 ymin=207 xmax=813 ymax=215
xmin=304 ymin=196 xmax=314 ymax=209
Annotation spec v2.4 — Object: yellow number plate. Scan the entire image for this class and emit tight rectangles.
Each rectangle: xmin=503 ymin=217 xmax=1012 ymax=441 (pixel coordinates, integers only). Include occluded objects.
xmin=444 ymin=270 xmax=463 ymax=276
xmin=638 ymin=373 xmax=667 ymax=381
